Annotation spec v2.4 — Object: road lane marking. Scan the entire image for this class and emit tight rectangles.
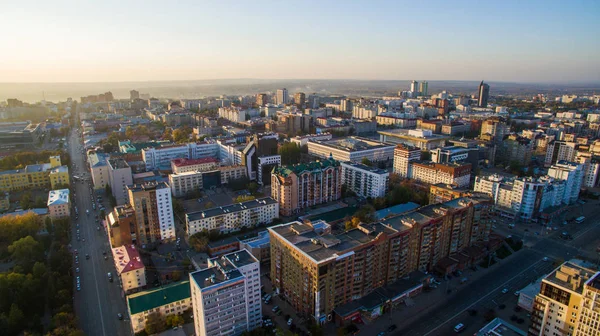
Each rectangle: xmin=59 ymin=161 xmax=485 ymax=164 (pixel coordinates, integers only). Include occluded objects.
xmin=422 ymin=258 xmax=544 ymax=336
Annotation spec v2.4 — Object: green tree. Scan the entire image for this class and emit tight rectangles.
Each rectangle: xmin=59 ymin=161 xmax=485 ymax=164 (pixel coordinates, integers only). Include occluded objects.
xmin=20 ymin=193 xmax=32 ymax=210
xmin=7 ymin=303 xmax=25 ymax=335
xmin=144 ymin=313 xmax=165 ymax=335
xmin=234 ymin=195 xmax=256 ymax=203
xmin=165 ymin=314 xmax=184 ymax=328
xmin=34 ymin=196 xmax=45 ymax=208
xmin=247 ymin=182 xmax=259 ymax=195
xmin=204 ymin=201 xmax=215 ymax=209
xmin=361 ymin=157 xmax=372 ymax=166
xmin=8 ymin=236 xmax=42 ymax=272
xmin=189 ymin=233 xmax=210 ymax=252
xmin=32 ymin=262 xmax=47 ymax=279
xmin=278 ymin=142 xmax=302 ymax=165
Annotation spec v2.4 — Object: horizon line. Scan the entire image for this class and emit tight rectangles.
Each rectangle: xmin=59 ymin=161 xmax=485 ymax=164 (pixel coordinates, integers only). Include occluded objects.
xmin=2 ymin=78 xmax=600 ymax=86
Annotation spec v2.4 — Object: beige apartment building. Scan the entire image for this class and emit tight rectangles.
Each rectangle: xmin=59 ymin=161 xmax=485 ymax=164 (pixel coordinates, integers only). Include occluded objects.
xmin=269 ymin=195 xmax=493 ymax=322
xmin=529 ymin=262 xmax=597 ymax=336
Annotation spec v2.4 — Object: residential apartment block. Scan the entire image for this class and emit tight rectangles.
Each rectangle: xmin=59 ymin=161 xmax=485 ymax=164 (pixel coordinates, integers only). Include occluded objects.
xmin=271 ymin=159 xmax=342 ymax=216
xmin=108 ymin=158 xmax=133 ymax=205
xmin=112 ymin=244 xmax=146 ymax=293
xmin=529 ymin=262 xmax=597 ymax=336
xmin=340 ymin=161 xmax=389 ymax=198
xmin=127 ymin=281 xmax=191 ymax=333
xmin=545 ymin=141 xmax=576 ymax=167
xmin=0 ymin=155 xmax=68 ymax=192
xmin=106 ymin=205 xmax=137 ymax=247
xmin=89 ymin=152 xmax=110 ymax=189
xmin=169 ymin=165 xmax=247 ymax=197
xmin=473 ymin=173 xmax=572 ymax=221
xmin=269 ymin=196 xmax=492 ymax=322
xmin=429 ymin=183 xmax=471 ymax=204
xmin=186 ymin=197 xmax=279 ymax=235
xmin=47 ymin=188 xmax=70 ymax=219
xmin=170 ymin=157 xmax=219 ymax=174
xmin=393 ymin=144 xmax=421 ymax=177
xmin=573 ymin=272 xmax=600 ymax=336
xmin=547 ymin=161 xmax=584 ymax=205
xmin=409 ymin=161 xmax=472 ymax=188
xmin=190 ymin=249 xmax=261 ymax=336
xmin=127 ymin=182 xmax=175 ymax=244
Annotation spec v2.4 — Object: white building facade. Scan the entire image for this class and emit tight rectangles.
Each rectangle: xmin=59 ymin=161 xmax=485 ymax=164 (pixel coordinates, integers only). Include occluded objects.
xmin=186 ymin=198 xmax=279 ymax=235
xmin=341 ymin=161 xmax=389 ymax=198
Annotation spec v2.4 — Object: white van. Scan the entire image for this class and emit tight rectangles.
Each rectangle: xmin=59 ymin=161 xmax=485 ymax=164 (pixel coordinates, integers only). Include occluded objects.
xmin=454 ymin=323 xmax=465 ymax=332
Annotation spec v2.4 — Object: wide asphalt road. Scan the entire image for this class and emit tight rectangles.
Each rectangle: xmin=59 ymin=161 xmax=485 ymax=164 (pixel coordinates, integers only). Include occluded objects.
xmin=70 ymin=114 xmax=131 ymax=336
xmin=395 ymin=210 xmax=600 ymax=336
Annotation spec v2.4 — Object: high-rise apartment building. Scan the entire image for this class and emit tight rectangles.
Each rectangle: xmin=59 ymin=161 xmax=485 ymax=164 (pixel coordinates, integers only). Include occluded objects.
xmin=410 ymin=80 xmax=419 ymax=95
xmin=545 ymin=141 xmax=577 ymax=166
xmin=478 ymin=81 xmax=490 ymax=107
xmin=573 ymin=272 xmax=600 ymax=336
xmin=340 ymin=161 xmax=389 ymax=198
xmin=108 ymin=158 xmax=133 ymax=205
xmin=393 ymin=144 xmax=421 ymax=177
xmin=501 ymin=135 xmax=534 ymax=165
xmin=294 ymin=92 xmax=306 ymax=107
xmin=271 ymin=159 xmax=342 ymax=216
xmin=529 ymin=262 xmax=596 ymax=336
xmin=127 ymin=182 xmax=175 ymax=244
xmin=269 ymin=195 xmax=492 ymax=322
xmin=547 ymin=161 xmax=584 ymax=204
xmin=190 ymin=249 xmax=261 ymax=336
xmin=480 ymin=117 xmax=508 ymax=143
xmin=276 ymin=88 xmax=289 ymax=105
xmin=575 ymin=151 xmax=600 ymax=188
xmin=256 ymin=93 xmax=268 ymax=107
xmin=419 ymin=81 xmax=428 ymax=97
xmin=130 ymin=90 xmax=140 ymax=101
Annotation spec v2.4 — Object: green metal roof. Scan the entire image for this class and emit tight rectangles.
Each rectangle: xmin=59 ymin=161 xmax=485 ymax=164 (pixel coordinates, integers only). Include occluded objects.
xmin=127 ymin=281 xmax=190 ymax=315
xmin=273 ymin=158 xmax=339 ymax=177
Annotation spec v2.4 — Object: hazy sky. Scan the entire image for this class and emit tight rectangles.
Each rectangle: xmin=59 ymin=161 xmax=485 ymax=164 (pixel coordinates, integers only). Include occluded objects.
xmin=1 ymin=0 xmax=599 ymax=83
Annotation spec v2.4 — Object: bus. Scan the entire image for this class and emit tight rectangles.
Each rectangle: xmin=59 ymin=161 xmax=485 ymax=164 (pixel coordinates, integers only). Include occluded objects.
xmin=576 ymin=216 xmax=585 ymax=224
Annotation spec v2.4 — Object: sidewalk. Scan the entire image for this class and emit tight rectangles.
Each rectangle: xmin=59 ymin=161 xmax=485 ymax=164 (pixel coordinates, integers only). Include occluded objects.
xmin=355 ymin=249 xmax=525 ymax=336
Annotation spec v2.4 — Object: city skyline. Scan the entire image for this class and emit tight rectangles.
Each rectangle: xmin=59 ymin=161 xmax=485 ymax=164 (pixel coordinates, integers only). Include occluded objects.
xmin=1 ymin=0 xmax=599 ymax=83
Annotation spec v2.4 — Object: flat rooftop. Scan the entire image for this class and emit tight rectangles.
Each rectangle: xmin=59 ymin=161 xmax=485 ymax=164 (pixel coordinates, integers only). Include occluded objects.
xmin=543 ymin=261 xmax=596 ymax=294
xmin=171 ymin=157 xmax=219 ymax=167
xmin=269 ymin=221 xmax=394 ymax=264
xmin=341 ymin=161 xmax=389 ymax=175
xmin=310 ymin=136 xmax=394 ymax=152
xmin=127 ymin=281 xmax=190 ymax=315
xmin=209 ymin=249 xmax=258 ymax=272
xmin=127 ymin=181 xmax=169 ymax=192
xmin=378 ymin=129 xmax=450 ymax=141
xmin=476 ymin=317 xmax=526 ymax=336
xmin=190 ymin=267 xmax=244 ymax=290
xmin=108 ymin=158 xmax=130 ymax=169
xmin=186 ymin=197 xmax=277 ymax=221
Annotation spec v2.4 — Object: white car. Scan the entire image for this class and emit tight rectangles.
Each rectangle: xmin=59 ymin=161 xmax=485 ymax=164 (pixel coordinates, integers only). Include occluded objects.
xmin=501 ymin=288 xmax=508 ymax=294
xmin=287 ymin=318 xmax=293 ymax=326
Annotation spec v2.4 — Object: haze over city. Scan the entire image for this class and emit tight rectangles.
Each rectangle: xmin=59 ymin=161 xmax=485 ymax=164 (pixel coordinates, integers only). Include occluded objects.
xmin=3 ymin=2 xmax=600 ymax=336
xmin=1 ymin=0 xmax=599 ymax=83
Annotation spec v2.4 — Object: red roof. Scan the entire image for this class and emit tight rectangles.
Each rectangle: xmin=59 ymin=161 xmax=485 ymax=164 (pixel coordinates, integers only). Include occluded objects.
xmin=120 ymin=245 xmax=144 ymax=273
xmin=172 ymin=157 xmax=218 ymax=167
